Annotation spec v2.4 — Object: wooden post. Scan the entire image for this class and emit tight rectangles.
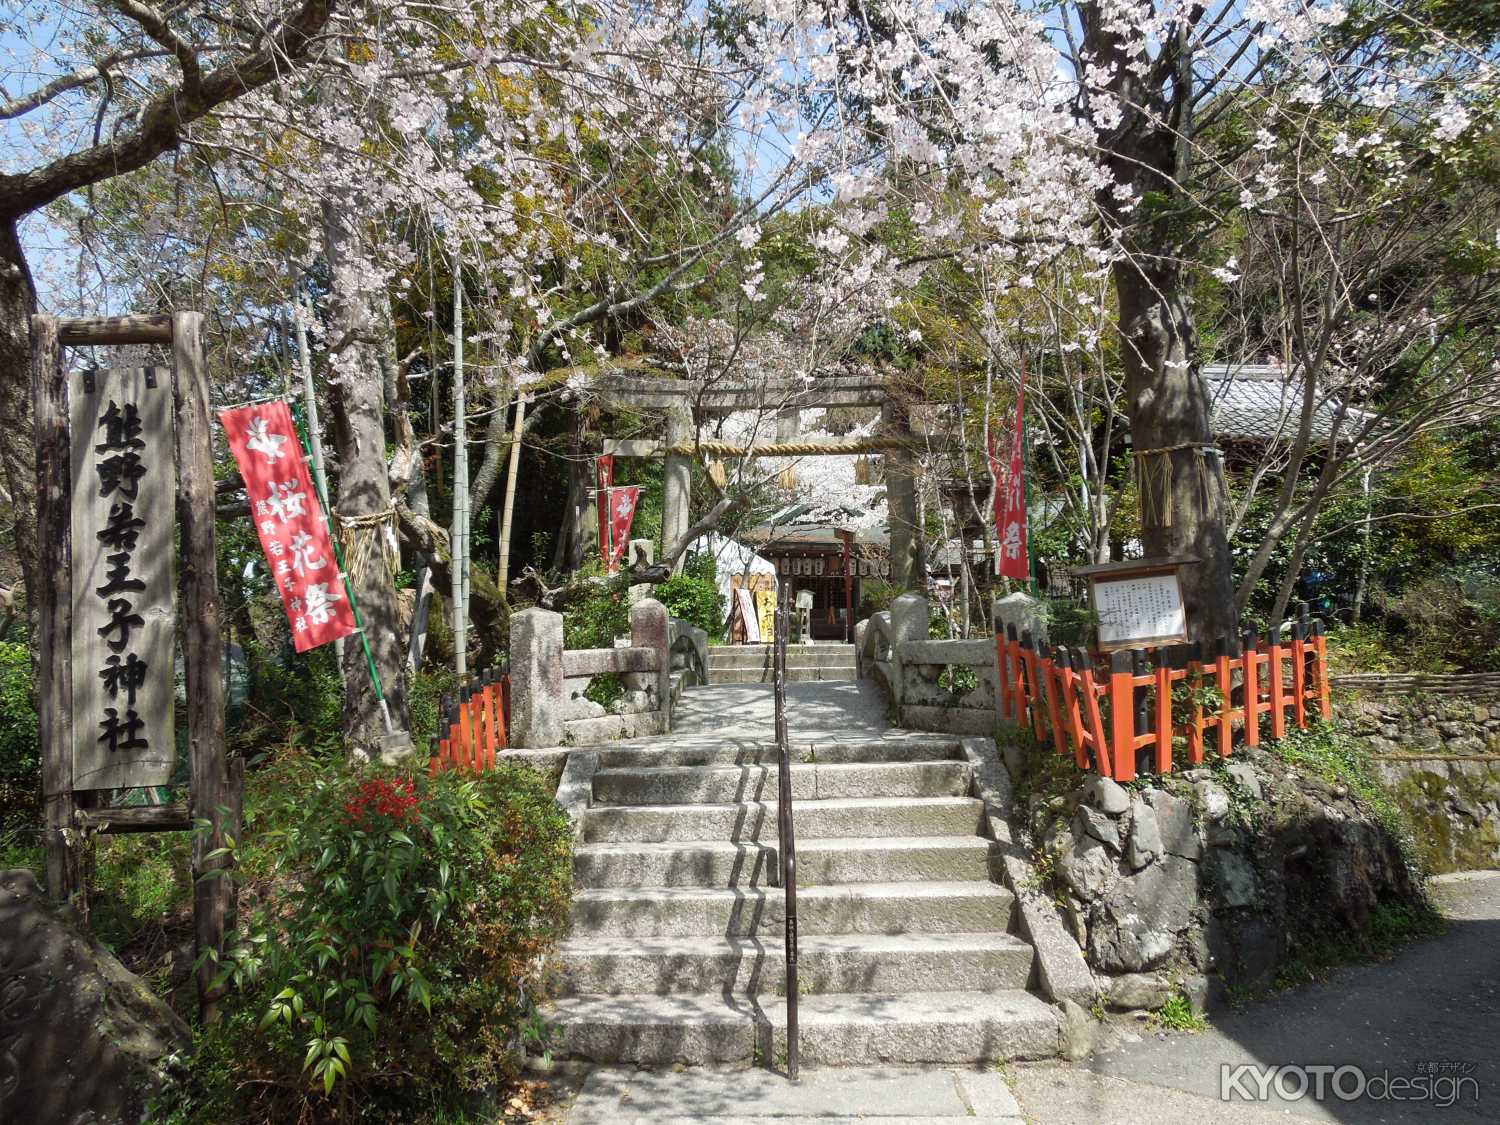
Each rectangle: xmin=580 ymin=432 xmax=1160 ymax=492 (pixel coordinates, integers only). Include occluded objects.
xmin=1133 ymin=649 xmax=1151 ymax=771
xmin=1290 ymin=621 xmax=1308 ymax=729
xmin=1269 ymin=624 xmax=1287 ymax=741
xmin=32 ymin=315 xmax=80 ymax=904
xmin=1077 ymin=652 xmax=1112 ymax=778
xmin=174 ymin=312 xmax=232 ymax=1026
xmin=1242 ymin=627 xmax=1261 ymax=747
xmin=1152 ymin=648 xmax=1173 ymax=774
xmin=1312 ymin=621 xmax=1332 ymax=721
xmin=1038 ymin=643 xmax=1065 ymax=754
xmin=1215 ymin=638 xmax=1233 ymax=759
xmin=1109 ymin=651 xmax=1136 ymax=782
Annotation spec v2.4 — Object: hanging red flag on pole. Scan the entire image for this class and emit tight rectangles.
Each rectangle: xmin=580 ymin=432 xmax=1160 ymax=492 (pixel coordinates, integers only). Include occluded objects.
xmin=992 ymin=374 xmax=1030 ymax=581
xmin=220 ymin=401 xmax=358 ymax=652
xmin=604 ymin=485 xmax=641 ymax=573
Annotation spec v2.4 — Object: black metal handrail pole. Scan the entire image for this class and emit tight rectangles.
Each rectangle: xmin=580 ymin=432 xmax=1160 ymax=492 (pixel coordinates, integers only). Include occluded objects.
xmin=773 ymin=596 xmax=799 ymax=1079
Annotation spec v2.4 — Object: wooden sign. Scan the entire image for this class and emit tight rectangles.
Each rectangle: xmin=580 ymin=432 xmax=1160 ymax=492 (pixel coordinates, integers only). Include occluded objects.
xmin=1076 ymin=557 xmax=1194 ymax=651
xmin=757 ymin=589 xmax=777 ymax=640
xmin=69 ymin=367 xmax=176 ymax=790
xmin=734 ymin=586 xmax=761 ymax=643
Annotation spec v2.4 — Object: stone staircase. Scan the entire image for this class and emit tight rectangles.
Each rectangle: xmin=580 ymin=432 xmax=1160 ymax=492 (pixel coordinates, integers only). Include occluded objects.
xmin=708 ymin=643 xmax=857 ymax=684
xmin=544 ymin=734 xmax=1062 ymax=1067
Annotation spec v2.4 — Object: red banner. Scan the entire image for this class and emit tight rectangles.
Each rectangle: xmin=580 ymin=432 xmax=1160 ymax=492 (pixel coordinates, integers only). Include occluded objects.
xmin=604 ymin=485 xmax=641 ymax=573
xmin=219 ymin=401 xmax=359 ymax=652
xmin=992 ymin=375 xmax=1029 ymax=581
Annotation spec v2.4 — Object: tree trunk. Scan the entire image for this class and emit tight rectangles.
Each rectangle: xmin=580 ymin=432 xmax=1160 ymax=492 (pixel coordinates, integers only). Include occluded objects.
xmin=1113 ymin=258 xmax=1237 ymax=642
xmin=0 ymin=220 xmax=39 ymax=617
xmin=322 ymin=201 xmax=408 ymax=757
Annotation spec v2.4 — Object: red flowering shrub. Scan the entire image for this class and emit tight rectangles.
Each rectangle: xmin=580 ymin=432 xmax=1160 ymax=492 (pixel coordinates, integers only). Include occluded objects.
xmin=341 ymin=776 xmax=422 ymax=826
xmin=192 ymin=762 xmax=572 ymax=1121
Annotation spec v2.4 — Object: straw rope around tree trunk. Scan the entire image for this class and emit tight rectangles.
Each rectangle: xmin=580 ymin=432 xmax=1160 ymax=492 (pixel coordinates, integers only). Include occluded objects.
xmin=1132 ymin=442 xmax=1222 ymax=527
xmin=338 ymin=507 xmax=399 ymax=588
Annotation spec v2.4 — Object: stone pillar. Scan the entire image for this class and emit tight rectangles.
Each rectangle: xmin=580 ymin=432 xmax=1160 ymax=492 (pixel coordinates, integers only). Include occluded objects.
xmin=993 ymin=592 xmax=1047 ymax=643
xmin=662 ymin=407 xmax=692 ymax=574
xmin=510 ymin=607 xmax=565 ymax=747
xmin=776 ymin=407 xmax=799 ymax=441
xmin=882 ymin=400 xmax=919 ymax=591
xmin=888 ymin=593 xmax=928 ymax=713
xmin=630 ymin=597 xmax=672 ymax=729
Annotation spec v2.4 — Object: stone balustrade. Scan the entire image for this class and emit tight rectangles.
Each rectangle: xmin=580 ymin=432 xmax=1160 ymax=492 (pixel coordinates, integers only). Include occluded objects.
xmin=857 ymin=592 xmax=1006 ymax=735
xmin=509 ymin=598 xmax=673 ymax=747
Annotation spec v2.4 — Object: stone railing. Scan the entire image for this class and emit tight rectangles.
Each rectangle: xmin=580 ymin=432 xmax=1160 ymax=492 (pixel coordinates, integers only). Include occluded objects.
xmin=857 ymin=593 xmax=1001 ymax=735
xmin=669 ymin=617 xmax=710 ymax=695
xmin=509 ymin=598 xmax=672 ymax=747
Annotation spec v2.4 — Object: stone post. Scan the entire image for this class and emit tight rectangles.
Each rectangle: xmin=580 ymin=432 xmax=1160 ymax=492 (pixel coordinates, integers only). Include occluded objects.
xmin=510 ymin=608 xmax=565 ymax=747
xmin=993 ymin=592 xmax=1047 ymax=643
xmin=630 ymin=597 xmax=672 ymax=729
xmin=888 ymin=593 xmax=928 ymax=713
xmin=882 ymin=400 xmax=919 ymax=590
xmin=662 ymin=407 xmax=692 ymax=575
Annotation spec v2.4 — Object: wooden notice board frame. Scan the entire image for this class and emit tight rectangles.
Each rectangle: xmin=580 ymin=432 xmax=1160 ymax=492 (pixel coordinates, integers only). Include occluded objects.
xmin=33 ymin=312 xmax=234 ymax=1024
xmin=1074 ymin=556 xmax=1196 ymax=652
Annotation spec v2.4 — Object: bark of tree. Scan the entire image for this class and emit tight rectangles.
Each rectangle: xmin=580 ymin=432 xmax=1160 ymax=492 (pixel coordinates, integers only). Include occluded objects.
xmin=1113 ymin=258 xmax=1237 ymax=640
xmin=1084 ymin=5 xmax=1238 ymax=643
xmin=0 ymin=220 xmax=39 ymax=612
xmin=322 ymin=201 xmax=409 ymax=757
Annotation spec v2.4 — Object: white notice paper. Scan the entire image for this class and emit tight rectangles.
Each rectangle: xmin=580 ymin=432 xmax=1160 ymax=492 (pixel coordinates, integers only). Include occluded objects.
xmin=1094 ymin=574 xmax=1186 ymax=646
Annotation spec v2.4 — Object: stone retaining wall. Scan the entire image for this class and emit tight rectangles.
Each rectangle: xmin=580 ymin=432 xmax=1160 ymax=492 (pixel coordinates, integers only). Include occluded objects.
xmin=1342 ymin=692 xmax=1500 ymax=874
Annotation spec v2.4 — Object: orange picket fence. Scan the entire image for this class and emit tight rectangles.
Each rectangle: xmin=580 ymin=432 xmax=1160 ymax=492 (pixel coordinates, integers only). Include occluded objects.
xmin=996 ymin=613 xmax=1331 ymax=781
xmin=429 ymin=666 xmax=510 ymax=774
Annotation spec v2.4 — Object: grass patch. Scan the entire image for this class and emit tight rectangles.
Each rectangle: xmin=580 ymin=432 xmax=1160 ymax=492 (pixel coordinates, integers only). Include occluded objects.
xmin=1150 ymin=991 xmax=1209 ymax=1032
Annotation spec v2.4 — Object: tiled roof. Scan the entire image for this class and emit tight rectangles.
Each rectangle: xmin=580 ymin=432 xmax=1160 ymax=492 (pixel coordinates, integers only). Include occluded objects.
xmin=1202 ymin=364 xmax=1368 ymax=444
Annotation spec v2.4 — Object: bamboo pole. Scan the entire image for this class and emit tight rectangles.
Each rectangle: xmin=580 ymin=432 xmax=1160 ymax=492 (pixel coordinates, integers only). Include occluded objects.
xmin=293 ymin=288 xmax=343 ymax=666
xmin=496 ymin=393 xmax=526 ymax=594
xmin=451 ymin=267 xmax=468 ymax=674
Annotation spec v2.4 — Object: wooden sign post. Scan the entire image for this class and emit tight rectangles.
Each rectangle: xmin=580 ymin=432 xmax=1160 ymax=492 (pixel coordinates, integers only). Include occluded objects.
xmin=32 ymin=312 xmax=232 ymax=1025
xmin=1072 ymin=556 xmax=1196 ymax=652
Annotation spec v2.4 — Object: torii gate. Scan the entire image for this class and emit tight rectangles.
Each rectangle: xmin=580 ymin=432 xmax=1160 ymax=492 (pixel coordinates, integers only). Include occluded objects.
xmin=588 ymin=373 xmax=938 ymax=584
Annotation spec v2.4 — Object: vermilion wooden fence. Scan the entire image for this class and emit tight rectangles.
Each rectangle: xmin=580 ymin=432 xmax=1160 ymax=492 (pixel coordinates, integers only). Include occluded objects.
xmin=429 ymin=666 xmax=511 ymax=774
xmin=996 ymin=613 xmax=1331 ymax=781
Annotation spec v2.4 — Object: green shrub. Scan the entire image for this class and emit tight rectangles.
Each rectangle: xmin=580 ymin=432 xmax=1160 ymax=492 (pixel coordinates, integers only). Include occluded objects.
xmin=656 ymin=574 xmax=724 ymax=637
xmin=0 ymin=642 xmax=38 ymax=839
xmin=172 ymin=759 xmax=572 ymax=1122
xmin=563 ymin=583 xmax=630 ymax=650
xmin=857 ymin=579 xmax=901 ymax=621
xmin=0 ymin=642 xmax=37 ymax=786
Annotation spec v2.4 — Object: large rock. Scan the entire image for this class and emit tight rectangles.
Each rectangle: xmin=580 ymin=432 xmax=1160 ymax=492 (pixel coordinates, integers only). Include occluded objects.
xmin=1145 ymin=789 xmax=1202 ymax=860
xmin=0 ymin=869 xmax=189 ymax=1123
xmin=1088 ymin=854 xmax=1200 ymax=972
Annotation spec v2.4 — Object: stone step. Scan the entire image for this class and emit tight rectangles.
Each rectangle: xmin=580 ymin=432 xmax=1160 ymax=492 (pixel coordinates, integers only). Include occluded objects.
xmin=709 ymin=651 xmax=859 ymax=669
xmin=572 ymin=836 xmax=998 ymax=890
xmin=580 ymin=795 xmax=983 ymax=843
xmin=590 ymin=760 xmax=972 ymax=806
xmin=761 ymin=990 xmax=1062 ymax=1066
xmin=709 ymin=644 xmax=856 ymax=657
xmin=708 ymin=666 xmax=857 ymax=685
xmin=551 ymin=932 xmax=1034 ymax=996
xmin=593 ymin=739 xmax=962 ymax=770
xmin=570 ymin=881 xmax=1015 ymax=939
xmin=545 ymin=989 xmax=1060 ymax=1065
